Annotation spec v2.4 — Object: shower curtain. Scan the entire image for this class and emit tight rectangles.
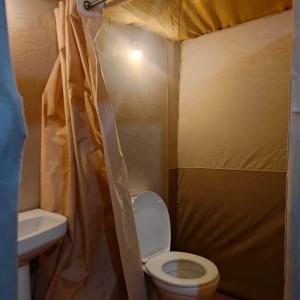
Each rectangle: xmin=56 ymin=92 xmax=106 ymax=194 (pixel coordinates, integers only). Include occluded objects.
xmin=37 ymin=1 xmax=147 ymax=299
xmin=0 ymin=1 xmax=26 ymax=299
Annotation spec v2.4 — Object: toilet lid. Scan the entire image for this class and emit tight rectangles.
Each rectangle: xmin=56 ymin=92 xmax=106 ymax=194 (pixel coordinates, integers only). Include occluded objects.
xmin=133 ymin=191 xmax=171 ymax=263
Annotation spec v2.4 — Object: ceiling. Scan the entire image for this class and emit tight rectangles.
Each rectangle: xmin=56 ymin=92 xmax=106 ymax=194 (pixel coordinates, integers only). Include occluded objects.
xmin=104 ymin=0 xmax=292 ymax=40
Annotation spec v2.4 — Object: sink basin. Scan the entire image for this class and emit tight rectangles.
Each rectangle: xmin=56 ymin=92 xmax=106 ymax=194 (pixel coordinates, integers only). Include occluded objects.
xmin=18 ymin=209 xmax=67 ymax=259
xmin=17 ymin=209 xmax=67 ymax=300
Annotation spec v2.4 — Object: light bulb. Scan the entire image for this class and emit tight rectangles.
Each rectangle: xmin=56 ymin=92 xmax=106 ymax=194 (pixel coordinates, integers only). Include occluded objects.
xmin=130 ymin=48 xmax=143 ymax=61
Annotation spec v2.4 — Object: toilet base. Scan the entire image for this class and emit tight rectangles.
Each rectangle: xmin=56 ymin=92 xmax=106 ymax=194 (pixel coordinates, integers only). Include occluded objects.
xmin=159 ymin=289 xmax=213 ymax=300
xmin=153 ymin=277 xmax=219 ymax=300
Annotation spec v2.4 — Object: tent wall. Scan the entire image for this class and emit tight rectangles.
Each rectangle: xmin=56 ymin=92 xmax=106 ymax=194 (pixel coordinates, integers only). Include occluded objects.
xmin=6 ymin=0 xmax=58 ymax=212
xmin=174 ymin=11 xmax=292 ymax=299
xmin=96 ymin=21 xmax=176 ymax=200
xmin=4 ymin=1 xmax=292 ymax=298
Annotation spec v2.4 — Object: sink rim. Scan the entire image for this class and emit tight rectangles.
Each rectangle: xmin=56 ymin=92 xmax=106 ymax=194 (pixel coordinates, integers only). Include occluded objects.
xmin=17 ymin=208 xmax=67 ymax=259
xmin=18 ymin=208 xmax=67 ymax=242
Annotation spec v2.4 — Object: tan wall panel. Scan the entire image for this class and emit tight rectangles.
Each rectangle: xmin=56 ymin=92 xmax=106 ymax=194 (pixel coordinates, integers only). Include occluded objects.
xmin=178 ymin=11 xmax=292 ymax=171
xmin=6 ymin=0 xmax=58 ymax=211
xmin=176 ymin=168 xmax=285 ymax=299
xmin=96 ymin=21 xmax=169 ymax=199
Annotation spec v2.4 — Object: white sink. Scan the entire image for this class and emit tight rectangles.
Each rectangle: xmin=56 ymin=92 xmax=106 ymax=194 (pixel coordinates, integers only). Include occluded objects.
xmin=17 ymin=209 xmax=67 ymax=300
xmin=18 ymin=209 xmax=67 ymax=259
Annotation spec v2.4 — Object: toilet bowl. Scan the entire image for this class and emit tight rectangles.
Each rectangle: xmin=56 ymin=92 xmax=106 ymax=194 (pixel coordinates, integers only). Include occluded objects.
xmin=132 ymin=191 xmax=220 ymax=300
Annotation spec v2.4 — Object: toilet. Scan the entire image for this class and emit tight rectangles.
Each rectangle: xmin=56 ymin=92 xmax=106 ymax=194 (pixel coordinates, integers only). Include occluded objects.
xmin=132 ymin=191 xmax=220 ymax=300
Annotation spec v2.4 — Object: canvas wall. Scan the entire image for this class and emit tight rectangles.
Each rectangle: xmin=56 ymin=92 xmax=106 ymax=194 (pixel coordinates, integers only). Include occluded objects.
xmin=174 ymin=10 xmax=292 ymax=299
xmin=6 ymin=0 xmax=58 ymax=212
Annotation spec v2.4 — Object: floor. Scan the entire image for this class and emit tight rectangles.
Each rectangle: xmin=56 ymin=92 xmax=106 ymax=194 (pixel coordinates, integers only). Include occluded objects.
xmin=213 ymin=293 xmax=238 ymax=300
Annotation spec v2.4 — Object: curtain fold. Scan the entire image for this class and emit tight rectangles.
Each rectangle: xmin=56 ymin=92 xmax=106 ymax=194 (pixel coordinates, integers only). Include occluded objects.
xmin=37 ymin=1 xmax=147 ymax=299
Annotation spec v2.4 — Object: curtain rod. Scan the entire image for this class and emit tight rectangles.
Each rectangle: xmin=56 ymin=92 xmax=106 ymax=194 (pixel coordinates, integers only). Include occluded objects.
xmin=84 ymin=0 xmax=106 ymax=10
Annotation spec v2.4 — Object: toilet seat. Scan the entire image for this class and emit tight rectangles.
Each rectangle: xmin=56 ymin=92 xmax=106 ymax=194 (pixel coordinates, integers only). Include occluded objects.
xmin=145 ymin=251 xmax=219 ymax=288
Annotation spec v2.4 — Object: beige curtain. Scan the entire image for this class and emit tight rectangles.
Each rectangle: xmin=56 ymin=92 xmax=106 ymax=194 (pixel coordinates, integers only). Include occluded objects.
xmin=36 ymin=1 xmax=147 ymax=299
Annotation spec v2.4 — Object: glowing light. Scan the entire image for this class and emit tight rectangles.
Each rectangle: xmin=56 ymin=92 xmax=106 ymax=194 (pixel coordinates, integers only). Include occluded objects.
xmin=130 ymin=48 xmax=143 ymax=62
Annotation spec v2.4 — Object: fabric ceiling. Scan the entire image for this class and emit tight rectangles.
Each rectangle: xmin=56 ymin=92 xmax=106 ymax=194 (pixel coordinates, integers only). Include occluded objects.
xmin=104 ymin=0 xmax=292 ymax=40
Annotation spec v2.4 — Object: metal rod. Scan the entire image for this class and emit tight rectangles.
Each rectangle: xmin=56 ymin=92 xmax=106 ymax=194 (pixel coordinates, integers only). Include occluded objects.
xmin=84 ymin=0 xmax=106 ymax=10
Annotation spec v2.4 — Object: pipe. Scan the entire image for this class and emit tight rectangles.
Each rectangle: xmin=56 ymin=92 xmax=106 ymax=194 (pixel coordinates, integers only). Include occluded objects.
xmin=83 ymin=0 xmax=131 ymax=10
xmin=83 ymin=0 xmax=106 ymax=10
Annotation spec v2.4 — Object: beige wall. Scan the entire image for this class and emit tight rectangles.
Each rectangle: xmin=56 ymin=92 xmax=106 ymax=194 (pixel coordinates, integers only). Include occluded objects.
xmin=175 ymin=11 xmax=292 ymax=299
xmin=178 ymin=10 xmax=291 ymax=172
xmin=96 ymin=21 xmax=172 ymax=199
xmin=6 ymin=0 xmax=58 ymax=211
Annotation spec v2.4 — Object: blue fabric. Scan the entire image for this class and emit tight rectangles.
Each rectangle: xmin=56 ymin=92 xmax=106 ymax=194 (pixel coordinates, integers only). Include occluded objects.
xmin=0 ymin=1 xmax=26 ymax=299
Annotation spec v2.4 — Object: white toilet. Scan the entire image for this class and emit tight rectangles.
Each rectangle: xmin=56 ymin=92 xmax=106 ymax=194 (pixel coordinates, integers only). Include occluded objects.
xmin=132 ymin=191 xmax=220 ymax=300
